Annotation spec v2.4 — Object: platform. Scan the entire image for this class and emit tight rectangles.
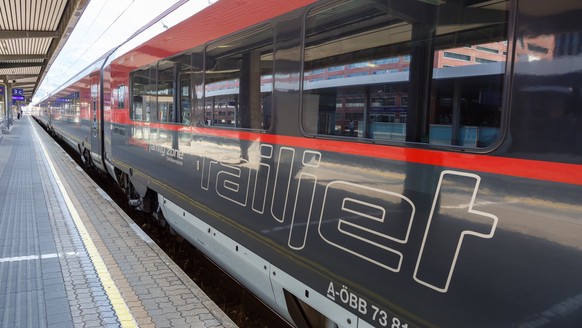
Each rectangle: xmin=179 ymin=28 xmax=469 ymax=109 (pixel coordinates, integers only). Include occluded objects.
xmin=0 ymin=115 xmax=237 ymax=328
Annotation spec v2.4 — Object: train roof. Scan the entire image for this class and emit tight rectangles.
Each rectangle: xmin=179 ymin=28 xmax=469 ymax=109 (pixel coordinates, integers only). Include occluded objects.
xmin=38 ymin=0 xmax=315 ymax=104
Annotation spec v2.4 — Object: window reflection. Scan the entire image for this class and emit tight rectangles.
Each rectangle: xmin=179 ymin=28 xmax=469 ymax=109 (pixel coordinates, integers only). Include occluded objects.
xmin=204 ymin=26 xmax=273 ymax=130
xmin=302 ymin=0 xmax=509 ymax=148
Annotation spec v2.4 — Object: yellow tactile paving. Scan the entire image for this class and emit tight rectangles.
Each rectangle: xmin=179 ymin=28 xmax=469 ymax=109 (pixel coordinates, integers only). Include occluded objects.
xmin=32 ymin=121 xmax=138 ymax=328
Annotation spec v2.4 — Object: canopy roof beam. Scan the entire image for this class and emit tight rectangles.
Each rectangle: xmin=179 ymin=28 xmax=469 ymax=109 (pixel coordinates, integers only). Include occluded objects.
xmin=0 ymin=31 xmax=59 ymax=39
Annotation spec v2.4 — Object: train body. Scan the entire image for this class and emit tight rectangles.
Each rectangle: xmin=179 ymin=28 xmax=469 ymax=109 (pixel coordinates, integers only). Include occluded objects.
xmin=34 ymin=0 xmax=582 ymax=327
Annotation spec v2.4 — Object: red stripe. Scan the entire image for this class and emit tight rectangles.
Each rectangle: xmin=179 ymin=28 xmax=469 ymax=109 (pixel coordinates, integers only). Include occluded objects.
xmin=263 ymin=133 xmax=582 ymax=186
xmin=122 ymin=120 xmax=582 ymax=186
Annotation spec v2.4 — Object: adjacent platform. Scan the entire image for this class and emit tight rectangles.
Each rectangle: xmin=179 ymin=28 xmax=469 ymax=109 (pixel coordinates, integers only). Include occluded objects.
xmin=0 ymin=115 xmax=237 ymax=328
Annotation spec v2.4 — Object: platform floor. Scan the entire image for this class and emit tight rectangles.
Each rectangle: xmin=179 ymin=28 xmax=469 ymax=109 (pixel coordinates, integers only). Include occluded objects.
xmin=0 ymin=115 xmax=236 ymax=328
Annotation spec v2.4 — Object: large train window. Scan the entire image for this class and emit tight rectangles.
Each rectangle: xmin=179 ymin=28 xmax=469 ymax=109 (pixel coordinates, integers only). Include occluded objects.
xmin=131 ymin=53 xmax=197 ymax=125
xmin=157 ymin=53 xmax=196 ymax=124
xmin=302 ymin=0 xmax=509 ymax=148
xmin=204 ymin=25 xmax=273 ymax=130
xmin=131 ymin=65 xmax=156 ymax=121
xmin=52 ymin=92 xmax=79 ymax=121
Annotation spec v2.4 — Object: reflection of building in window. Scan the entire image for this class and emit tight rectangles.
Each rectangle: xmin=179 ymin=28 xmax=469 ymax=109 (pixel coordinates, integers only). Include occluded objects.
xmin=528 ymin=33 xmax=582 ymax=58
xmin=301 ymin=41 xmax=507 ymax=142
xmin=204 ymin=25 xmax=273 ymax=131
xmin=301 ymin=0 xmax=508 ymax=148
xmin=515 ymin=35 xmax=555 ymax=61
xmin=436 ymin=42 xmax=507 ymax=67
xmin=52 ymin=92 xmax=80 ymax=123
xmin=443 ymin=52 xmax=471 ymax=61
xmin=302 ymin=41 xmax=508 ymax=83
xmin=527 ymin=43 xmax=549 ymax=54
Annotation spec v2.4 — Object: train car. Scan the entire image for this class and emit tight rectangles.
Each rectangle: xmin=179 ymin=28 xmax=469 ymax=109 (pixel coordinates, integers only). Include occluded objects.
xmin=36 ymin=0 xmax=582 ymax=327
xmin=35 ymin=58 xmax=107 ymax=170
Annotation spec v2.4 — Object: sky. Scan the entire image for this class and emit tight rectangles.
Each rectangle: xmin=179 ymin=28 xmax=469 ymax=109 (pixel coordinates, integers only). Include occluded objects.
xmin=33 ymin=0 xmax=216 ymax=104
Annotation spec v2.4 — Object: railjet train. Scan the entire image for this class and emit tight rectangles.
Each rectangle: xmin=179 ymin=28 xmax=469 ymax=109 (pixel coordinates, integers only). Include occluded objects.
xmin=34 ymin=0 xmax=582 ymax=326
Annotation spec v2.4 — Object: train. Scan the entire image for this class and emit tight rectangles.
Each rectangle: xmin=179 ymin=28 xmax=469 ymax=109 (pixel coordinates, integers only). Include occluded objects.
xmin=33 ymin=0 xmax=582 ymax=327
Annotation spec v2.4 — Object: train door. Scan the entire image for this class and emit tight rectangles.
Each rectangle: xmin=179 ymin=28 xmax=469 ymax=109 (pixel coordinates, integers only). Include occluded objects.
xmin=90 ymin=73 xmax=103 ymax=168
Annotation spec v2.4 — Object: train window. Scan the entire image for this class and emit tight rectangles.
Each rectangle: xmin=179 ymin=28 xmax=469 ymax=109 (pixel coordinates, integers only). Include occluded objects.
xmin=204 ymin=25 xmax=273 ymax=130
xmin=131 ymin=65 xmax=156 ymax=121
xmin=189 ymin=52 xmax=205 ymax=126
xmin=302 ymin=0 xmax=509 ymax=148
xmin=53 ymin=92 xmax=79 ymax=120
xmin=157 ymin=53 xmax=195 ymax=124
xmin=131 ymin=53 xmax=197 ymax=124
xmin=157 ymin=60 xmax=175 ymax=123
xmin=115 ymin=85 xmax=126 ymax=109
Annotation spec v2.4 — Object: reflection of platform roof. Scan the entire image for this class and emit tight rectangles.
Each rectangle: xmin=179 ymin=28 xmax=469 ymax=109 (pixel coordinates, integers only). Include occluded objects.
xmin=0 ymin=0 xmax=89 ymax=103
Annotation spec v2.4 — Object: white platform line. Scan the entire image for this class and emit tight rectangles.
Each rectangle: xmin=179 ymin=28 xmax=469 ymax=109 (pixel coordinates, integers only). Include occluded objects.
xmin=0 ymin=253 xmax=58 ymax=263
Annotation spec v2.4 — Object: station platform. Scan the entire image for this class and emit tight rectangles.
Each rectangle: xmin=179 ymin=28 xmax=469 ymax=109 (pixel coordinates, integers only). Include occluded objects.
xmin=0 ymin=115 xmax=237 ymax=328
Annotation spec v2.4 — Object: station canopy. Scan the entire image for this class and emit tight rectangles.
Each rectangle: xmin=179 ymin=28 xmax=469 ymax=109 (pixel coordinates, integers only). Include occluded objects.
xmin=0 ymin=0 xmax=89 ymax=104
